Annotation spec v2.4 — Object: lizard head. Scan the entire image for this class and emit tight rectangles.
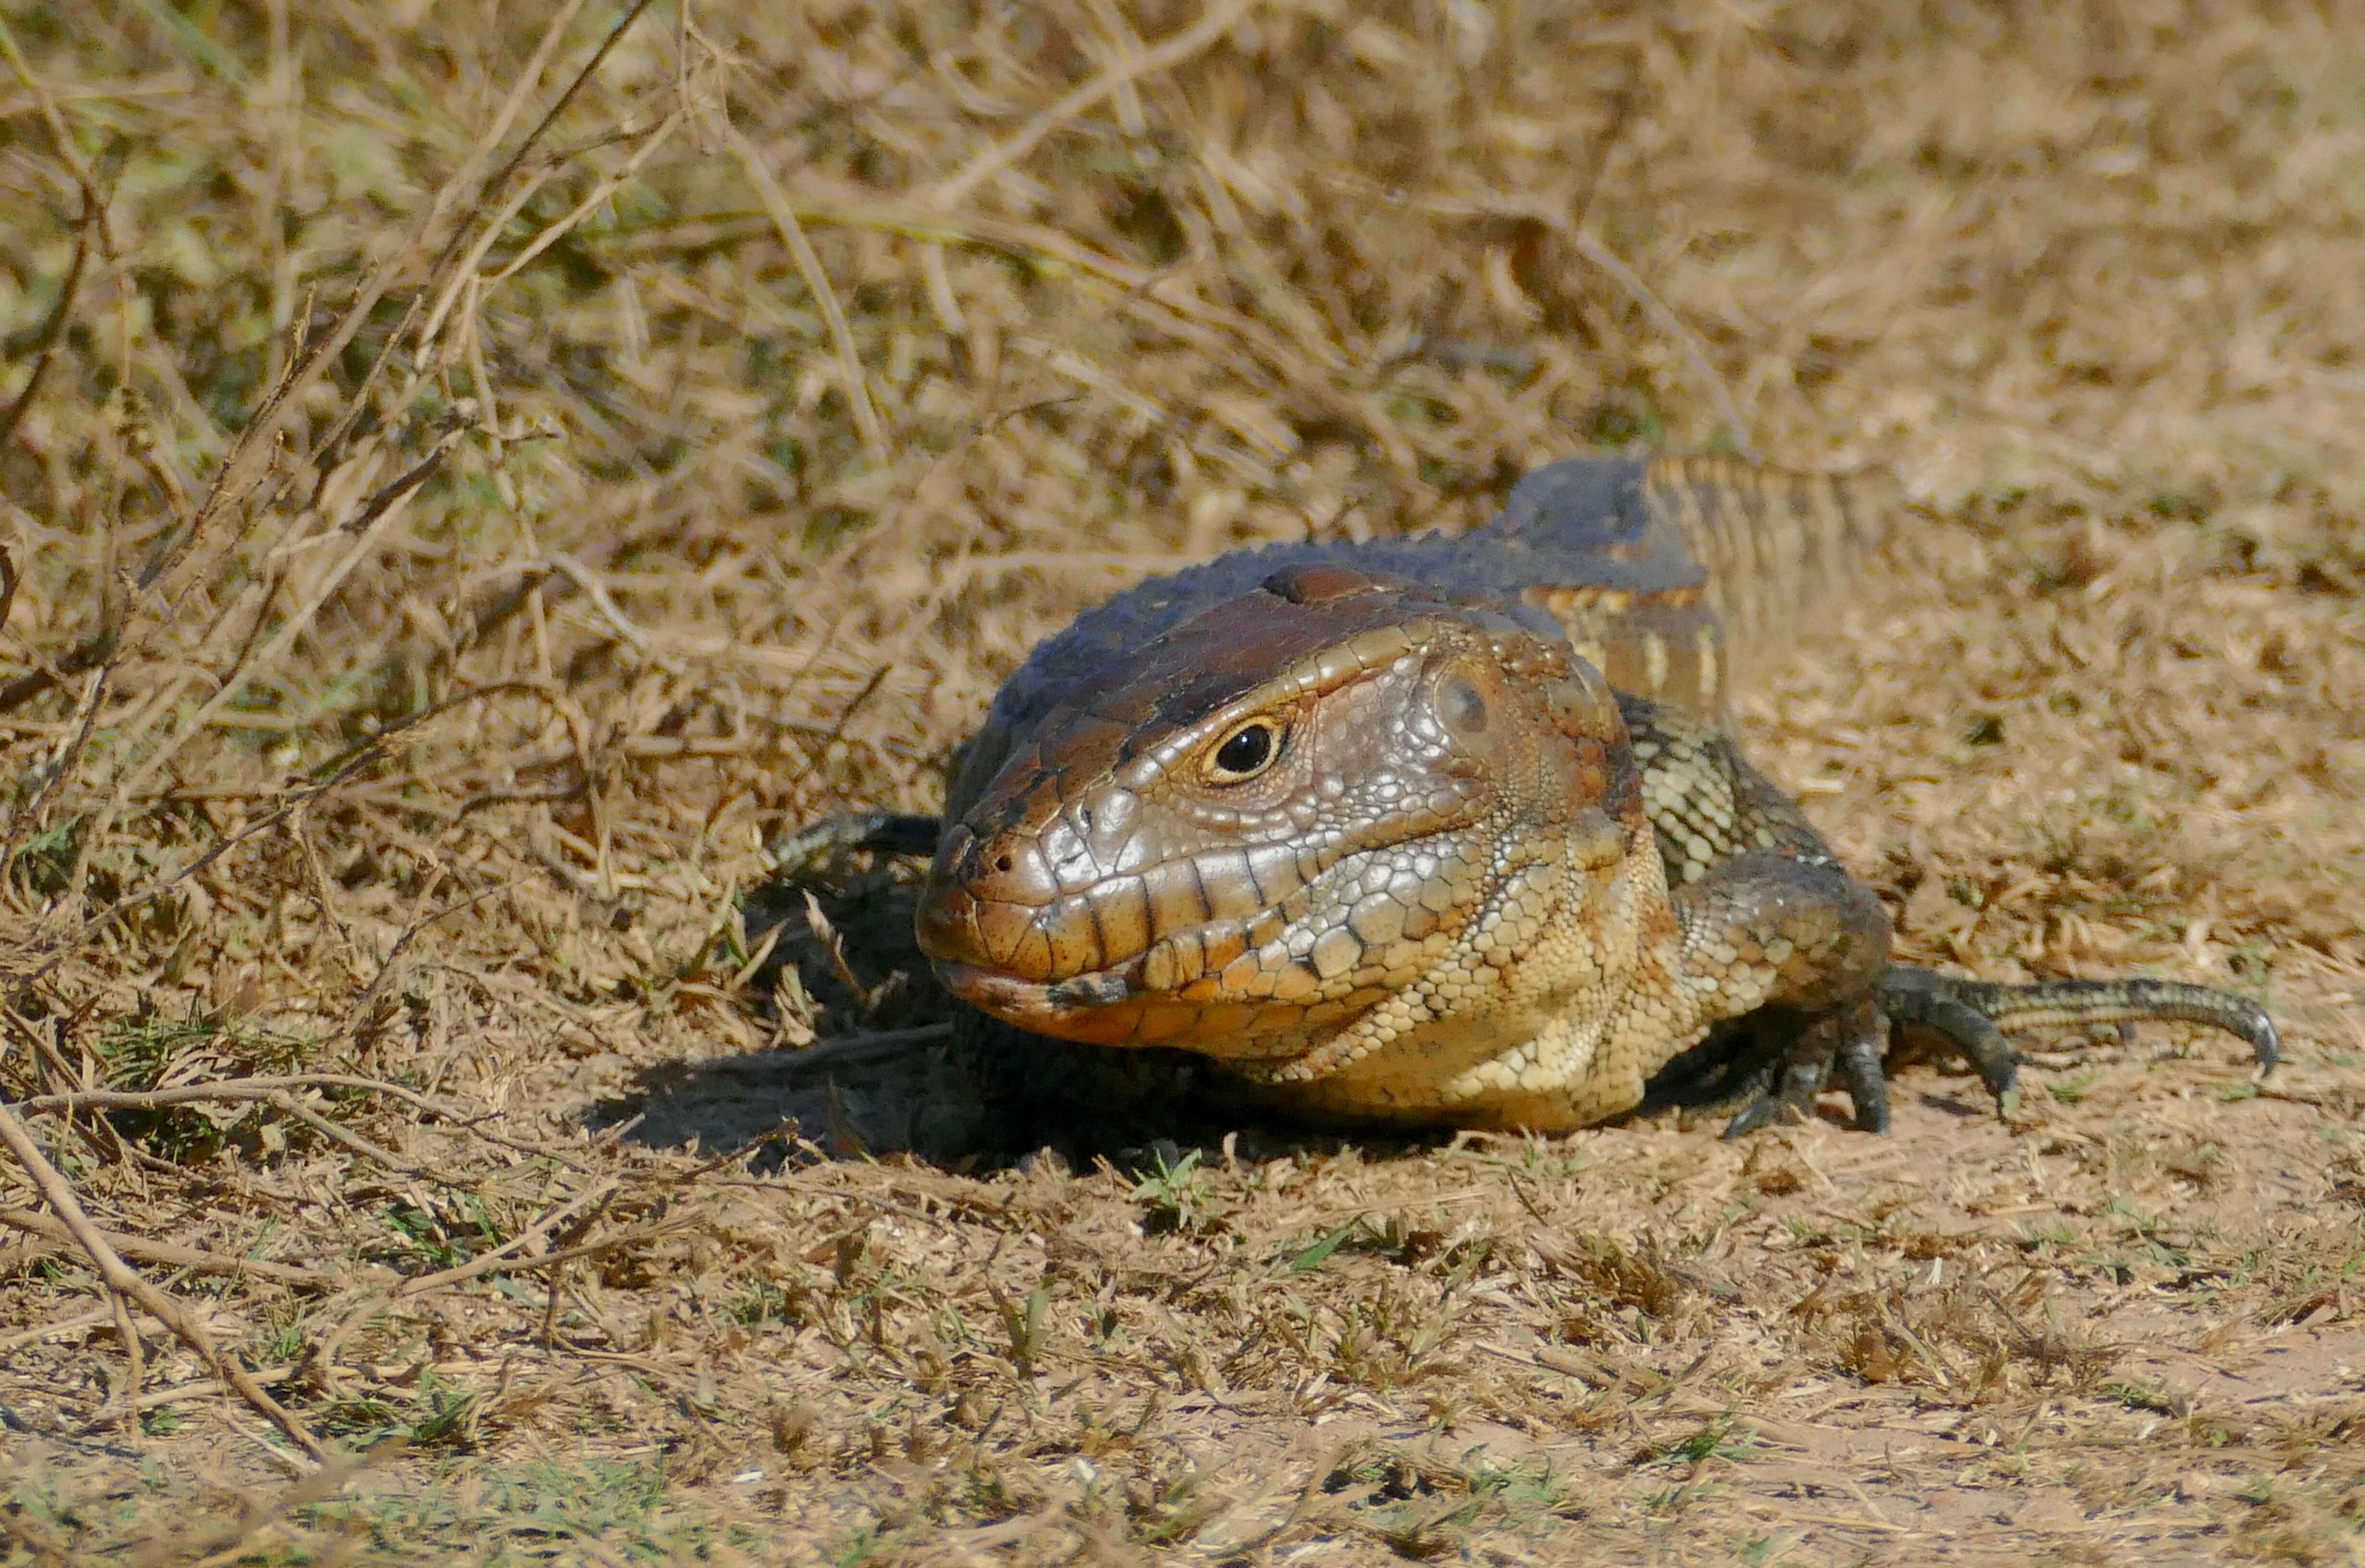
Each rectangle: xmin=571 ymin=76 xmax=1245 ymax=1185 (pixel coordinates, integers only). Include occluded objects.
xmin=914 ymin=562 xmax=1655 ymax=1062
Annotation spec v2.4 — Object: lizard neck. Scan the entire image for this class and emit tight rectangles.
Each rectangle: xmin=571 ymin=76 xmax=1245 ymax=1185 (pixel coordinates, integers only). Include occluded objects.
xmin=1240 ymin=810 xmax=1705 ymax=1132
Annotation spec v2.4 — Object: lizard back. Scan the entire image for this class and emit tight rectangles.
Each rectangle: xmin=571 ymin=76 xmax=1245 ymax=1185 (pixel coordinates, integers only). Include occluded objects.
xmin=947 ymin=456 xmax=1901 ymax=819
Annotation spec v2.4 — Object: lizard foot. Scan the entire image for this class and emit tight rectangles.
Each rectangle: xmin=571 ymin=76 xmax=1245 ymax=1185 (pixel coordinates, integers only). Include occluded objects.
xmin=1879 ymin=966 xmax=2277 ymax=1117
xmin=1717 ymin=997 xmax=1891 ymax=1139
xmin=1647 ymin=998 xmax=1891 ymax=1137
xmin=1876 ymin=968 xmax=2019 ymax=1105
xmin=767 ymin=810 xmax=941 ymax=870
xmin=1647 ymin=967 xmax=2276 ymax=1139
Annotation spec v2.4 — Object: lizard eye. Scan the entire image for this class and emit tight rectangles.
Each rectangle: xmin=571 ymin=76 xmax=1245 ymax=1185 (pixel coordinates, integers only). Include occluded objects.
xmin=1205 ymin=720 xmax=1283 ymax=784
xmin=1437 ymin=670 xmax=1489 ymax=737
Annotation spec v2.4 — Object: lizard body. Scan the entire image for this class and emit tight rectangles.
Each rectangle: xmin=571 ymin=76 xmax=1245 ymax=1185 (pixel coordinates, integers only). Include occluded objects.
xmin=907 ymin=457 xmax=2275 ymax=1141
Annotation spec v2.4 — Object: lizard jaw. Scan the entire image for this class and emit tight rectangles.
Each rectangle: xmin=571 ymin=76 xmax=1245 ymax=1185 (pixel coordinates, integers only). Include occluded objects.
xmin=930 ymin=959 xmax=1157 ymax=1047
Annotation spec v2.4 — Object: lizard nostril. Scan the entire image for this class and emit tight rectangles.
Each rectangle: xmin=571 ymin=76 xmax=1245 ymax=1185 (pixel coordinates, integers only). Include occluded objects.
xmin=994 ymin=854 xmax=1013 ymax=873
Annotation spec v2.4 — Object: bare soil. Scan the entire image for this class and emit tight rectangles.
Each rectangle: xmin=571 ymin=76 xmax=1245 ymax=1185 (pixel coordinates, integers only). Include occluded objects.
xmin=1 ymin=2 xmax=2362 ymax=1564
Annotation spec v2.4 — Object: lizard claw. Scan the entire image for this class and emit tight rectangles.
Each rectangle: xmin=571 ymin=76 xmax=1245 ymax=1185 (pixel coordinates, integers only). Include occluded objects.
xmin=1714 ymin=997 xmax=1890 ymax=1139
xmin=1878 ymin=972 xmax=2019 ymax=1107
xmin=1834 ymin=1020 xmax=1892 ymax=1133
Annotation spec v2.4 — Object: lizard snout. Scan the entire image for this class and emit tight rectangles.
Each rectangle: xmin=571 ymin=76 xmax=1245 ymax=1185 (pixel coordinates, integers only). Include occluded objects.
xmin=916 ymin=821 xmax=1068 ymax=980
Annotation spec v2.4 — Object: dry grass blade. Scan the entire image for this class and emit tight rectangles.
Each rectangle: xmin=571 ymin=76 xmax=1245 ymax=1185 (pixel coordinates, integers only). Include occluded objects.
xmin=479 ymin=111 xmax=688 ymax=299
xmin=927 ymin=0 xmax=1269 ymax=210
xmin=0 ymin=1207 xmax=352 ymax=1288
xmin=410 ymin=0 xmax=599 ymax=346
xmin=393 ymin=1214 xmax=694 ymax=1300
xmin=1567 ymin=228 xmax=1760 ymax=463
xmin=725 ymin=122 xmax=888 ymax=464
xmin=384 ymin=1179 xmax=620 ymax=1300
xmin=15 ymin=1071 xmax=476 ymax=1119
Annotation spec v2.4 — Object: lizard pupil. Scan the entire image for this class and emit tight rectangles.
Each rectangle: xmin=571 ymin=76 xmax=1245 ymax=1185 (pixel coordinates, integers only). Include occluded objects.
xmin=1439 ymin=672 xmax=1488 ymax=735
xmin=1212 ymin=723 xmax=1276 ymax=779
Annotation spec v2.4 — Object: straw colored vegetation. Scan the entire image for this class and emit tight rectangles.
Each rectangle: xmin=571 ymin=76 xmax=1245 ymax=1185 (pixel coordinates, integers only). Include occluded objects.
xmin=0 ymin=0 xmax=2362 ymax=1561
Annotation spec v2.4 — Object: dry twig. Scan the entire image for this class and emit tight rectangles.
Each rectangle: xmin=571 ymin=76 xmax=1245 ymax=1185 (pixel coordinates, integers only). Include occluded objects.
xmin=0 ymin=1206 xmax=356 ymax=1288
xmin=0 ymin=1090 xmax=325 ymax=1459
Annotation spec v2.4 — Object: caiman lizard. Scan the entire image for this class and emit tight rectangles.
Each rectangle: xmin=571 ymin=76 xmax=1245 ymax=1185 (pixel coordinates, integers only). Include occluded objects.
xmin=880 ymin=456 xmax=2275 ymax=1145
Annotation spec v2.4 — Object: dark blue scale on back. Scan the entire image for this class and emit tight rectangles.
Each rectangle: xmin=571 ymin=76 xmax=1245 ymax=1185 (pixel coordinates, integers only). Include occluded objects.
xmin=954 ymin=459 xmax=1716 ymax=814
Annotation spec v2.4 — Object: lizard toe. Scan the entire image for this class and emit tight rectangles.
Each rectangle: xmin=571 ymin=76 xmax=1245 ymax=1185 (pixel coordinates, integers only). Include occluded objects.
xmin=1881 ymin=970 xmax=2020 ymax=1111
xmin=1836 ymin=1013 xmax=1891 ymax=1133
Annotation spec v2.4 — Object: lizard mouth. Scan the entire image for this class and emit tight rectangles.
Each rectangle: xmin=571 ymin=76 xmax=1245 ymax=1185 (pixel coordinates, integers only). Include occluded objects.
xmin=930 ymin=959 xmax=1158 ymax=1046
xmin=912 ymin=847 xmax=1177 ymax=1044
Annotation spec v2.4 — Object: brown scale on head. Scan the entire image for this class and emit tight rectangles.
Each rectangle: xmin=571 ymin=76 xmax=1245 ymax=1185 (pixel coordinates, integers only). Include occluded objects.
xmin=915 ymin=563 xmax=1655 ymax=1067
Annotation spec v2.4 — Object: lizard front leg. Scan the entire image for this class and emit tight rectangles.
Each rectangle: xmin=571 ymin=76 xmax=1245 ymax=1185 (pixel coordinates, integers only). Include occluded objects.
xmin=1615 ymin=694 xmax=1897 ymax=1132
xmin=1651 ymin=850 xmax=1897 ymax=1135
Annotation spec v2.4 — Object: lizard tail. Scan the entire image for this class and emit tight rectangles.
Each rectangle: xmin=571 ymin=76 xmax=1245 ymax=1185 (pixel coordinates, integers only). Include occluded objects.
xmin=1641 ymin=457 xmax=1903 ymax=669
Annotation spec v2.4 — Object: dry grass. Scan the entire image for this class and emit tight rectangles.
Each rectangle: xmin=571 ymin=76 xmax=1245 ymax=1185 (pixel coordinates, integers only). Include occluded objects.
xmin=0 ymin=0 xmax=2362 ymax=1562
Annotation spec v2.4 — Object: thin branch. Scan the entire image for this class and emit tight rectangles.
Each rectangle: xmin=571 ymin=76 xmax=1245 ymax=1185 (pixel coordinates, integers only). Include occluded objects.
xmin=539 ymin=554 xmax=684 ymax=674
xmin=386 ymin=1181 xmax=622 ymax=1300
xmin=0 ymin=188 xmax=92 ymax=449
xmin=12 ymin=679 xmax=561 ymax=992
xmin=263 ymin=1090 xmax=420 ymax=1173
xmin=112 ymin=425 xmax=463 ymax=807
xmin=0 ymin=1206 xmax=358 ymax=1288
xmin=0 ymin=1092 xmax=325 ymax=1459
xmin=15 ymin=1072 xmax=471 ymax=1119
xmin=412 ymin=0 xmax=594 ymax=315
xmin=409 ymin=1215 xmax=693 ymax=1287
xmin=432 ymin=0 xmax=664 ymax=290
xmin=157 ymin=0 xmax=654 ymax=618
xmin=588 ymin=200 xmax=1398 ymax=459
xmin=338 ymin=436 xmax=455 ymax=535
xmin=480 ymin=109 xmax=686 ymax=294
xmin=7 ymin=1061 xmax=590 ymax=1172
xmin=0 ymin=1306 xmax=132 ymax=1357
xmin=783 ymin=661 xmax=893 ymax=799
xmin=0 ymin=614 xmax=114 ymax=717
xmin=0 ymin=658 xmax=112 ymax=875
